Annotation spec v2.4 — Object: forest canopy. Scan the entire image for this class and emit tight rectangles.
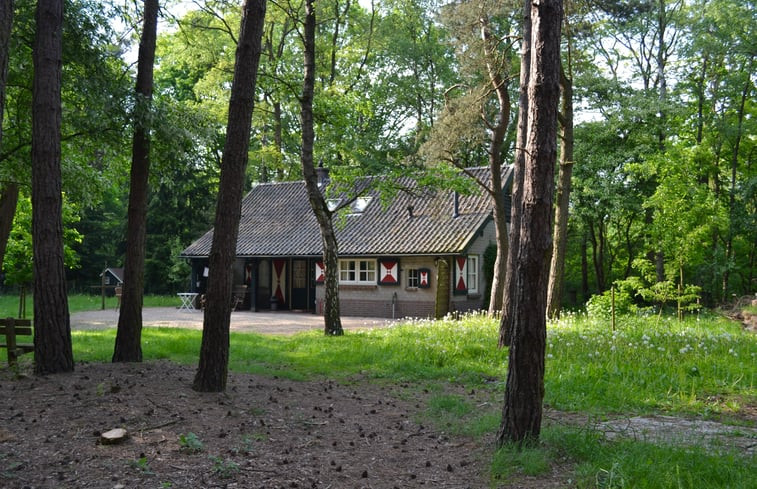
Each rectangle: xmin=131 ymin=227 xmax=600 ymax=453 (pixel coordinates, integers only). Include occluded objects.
xmin=0 ymin=0 xmax=754 ymax=309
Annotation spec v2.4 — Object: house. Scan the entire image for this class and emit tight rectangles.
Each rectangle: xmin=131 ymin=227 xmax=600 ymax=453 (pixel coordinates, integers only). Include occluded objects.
xmin=180 ymin=166 xmax=511 ymax=318
xmin=100 ymin=267 xmax=124 ymax=296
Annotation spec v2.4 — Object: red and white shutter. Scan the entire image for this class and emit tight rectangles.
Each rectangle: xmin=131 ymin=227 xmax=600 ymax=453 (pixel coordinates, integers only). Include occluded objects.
xmin=379 ymin=259 xmax=399 ymax=285
xmin=419 ymin=268 xmax=431 ymax=288
xmin=314 ymin=260 xmax=325 ymax=284
xmin=454 ymin=256 xmax=468 ymax=294
xmin=273 ymin=259 xmax=286 ymax=303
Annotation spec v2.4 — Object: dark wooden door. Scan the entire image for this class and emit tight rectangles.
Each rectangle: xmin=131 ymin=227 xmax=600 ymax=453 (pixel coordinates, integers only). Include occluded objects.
xmin=291 ymin=259 xmax=308 ymax=310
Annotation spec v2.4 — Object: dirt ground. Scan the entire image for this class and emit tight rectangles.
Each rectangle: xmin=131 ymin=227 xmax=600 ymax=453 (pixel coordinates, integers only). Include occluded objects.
xmin=0 ymin=360 xmax=529 ymax=489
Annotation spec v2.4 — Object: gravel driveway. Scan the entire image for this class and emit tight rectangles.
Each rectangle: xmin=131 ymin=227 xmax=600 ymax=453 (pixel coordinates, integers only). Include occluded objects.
xmin=71 ymin=307 xmax=396 ymax=335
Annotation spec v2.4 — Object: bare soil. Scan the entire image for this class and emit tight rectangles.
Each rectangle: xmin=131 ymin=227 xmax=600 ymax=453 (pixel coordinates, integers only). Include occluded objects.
xmin=0 ymin=360 xmax=508 ymax=489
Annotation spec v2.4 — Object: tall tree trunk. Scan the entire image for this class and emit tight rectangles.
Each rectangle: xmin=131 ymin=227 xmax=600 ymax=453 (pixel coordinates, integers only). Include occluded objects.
xmin=0 ymin=183 xmax=18 ymax=274
xmin=498 ymin=0 xmax=531 ymax=348
xmin=300 ymin=0 xmax=343 ymax=336
xmin=0 ymin=1 xmax=15 ymax=275
xmin=113 ymin=0 xmax=159 ymax=363
xmin=32 ymin=0 xmax=73 ymax=375
xmin=481 ymin=16 xmax=511 ymax=316
xmin=546 ymin=62 xmax=573 ymax=319
xmin=497 ymin=0 xmax=561 ymax=446
xmin=0 ymin=0 xmax=11 ymax=145
xmin=721 ymin=74 xmax=751 ymax=299
xmin=193 ymin=0 xmax=267 ymax=392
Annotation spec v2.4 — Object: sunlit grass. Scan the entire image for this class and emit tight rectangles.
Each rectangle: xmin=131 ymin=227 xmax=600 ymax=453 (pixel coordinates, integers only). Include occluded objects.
xmin=544 ymin=312 xmax=756 ymax=417
xmin=0 ymin=293 xmax=181 ymax=318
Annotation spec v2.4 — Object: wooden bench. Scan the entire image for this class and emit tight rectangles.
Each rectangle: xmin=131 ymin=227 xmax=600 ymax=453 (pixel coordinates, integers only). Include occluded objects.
xmin=0 ymin=318 xmax=33 ymax=367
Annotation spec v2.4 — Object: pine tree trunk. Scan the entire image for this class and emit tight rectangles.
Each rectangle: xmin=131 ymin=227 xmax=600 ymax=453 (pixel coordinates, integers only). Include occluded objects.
xmin=300 ymin=0 xmax=343 ymax=336
xmin=546 ymin=63 xmax=574 ymax=319
xmin=497 ymin=0 xmax=562 ymax=446
xmin=0 ymin=1 xmax=14 ymax=276
xmin=31 ymin=0 xmax=73 ymax=375
xmin=481 ymin=15 xmax=511 ymax=316
xmin=0 ymin=183 xmax=18 ymax=274
xmin=113 ymin=0 xmax=159 ymax=363
xmin=499 ymin=0 xmax=531 ymax=348
xmin=193 ymin=0 xmax=267 ymax=392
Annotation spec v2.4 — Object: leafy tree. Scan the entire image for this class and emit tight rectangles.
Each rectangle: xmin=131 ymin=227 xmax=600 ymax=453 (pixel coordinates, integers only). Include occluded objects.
xmin=193 ymin=0 xmax=267 ymax=392
xmin=32 ymin=0 xmax=74 ymax=375
xmin=420 ymin=0 xmax=519 ymax=315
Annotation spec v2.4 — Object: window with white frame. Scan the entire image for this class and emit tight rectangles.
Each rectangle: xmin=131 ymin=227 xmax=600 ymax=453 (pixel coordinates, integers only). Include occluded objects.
xmin=407 ymin=268 xmax=419 ymax=288
xmin=467 ymin=255 xmax=479 ymax=294
xmin=339 ymin=259 xmax=376 ymax=284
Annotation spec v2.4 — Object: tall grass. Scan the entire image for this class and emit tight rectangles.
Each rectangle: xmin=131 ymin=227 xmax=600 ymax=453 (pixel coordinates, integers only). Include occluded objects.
xmin=545 ymin=312 xmax=756 ymax=417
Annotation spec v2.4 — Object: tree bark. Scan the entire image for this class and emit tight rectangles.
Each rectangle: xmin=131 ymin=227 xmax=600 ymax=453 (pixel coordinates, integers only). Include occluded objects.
xmin=0 ymin=183 xmax=18 ymax=274
xmin=113 ymin=0 xmax=159 ymax=363
xmin=0 ymin=0 xmax=11 ymax=143
xmin=481 ymin=16 xmax=511 ymax=316
xmin=499 ymin=0 xmax=531 ymax=348
xmin=497 ymin=0 xmax=562 ymax=446
xmin=300 ymin=0 xmax=343 ymax=336
xmin=193 ymin=0 xmax=267 ymax=392
xmin=31 ymin=0 xmax=74 ymax=375
xmin=0 ymin=1 xmax=14 ymax=275
xmin=546 ymin=62 xmax=573 ymax=319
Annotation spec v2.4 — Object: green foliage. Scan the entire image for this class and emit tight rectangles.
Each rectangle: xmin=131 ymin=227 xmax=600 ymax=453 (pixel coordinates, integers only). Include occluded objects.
xmin=2 ymin=195 xmax=82 ymax=286
xmin=209 ymin=456 xmax=239 ymax=479
xmin=178 ymin=432 xmax=204 ymax=454
xmin=586 ymin=286 xmax=637 ymax=319
xmin=129 ymin=456 xmax=154 ymax=476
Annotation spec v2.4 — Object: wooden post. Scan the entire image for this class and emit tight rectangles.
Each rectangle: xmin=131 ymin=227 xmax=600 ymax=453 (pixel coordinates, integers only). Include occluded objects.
xmin=6 ymin=317 xmax=17 ymax=366
xmin=611 ymin=286 xmax=616 ymax=332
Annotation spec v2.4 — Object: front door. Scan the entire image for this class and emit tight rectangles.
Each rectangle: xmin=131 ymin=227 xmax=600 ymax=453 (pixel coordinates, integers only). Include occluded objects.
xmin=256 ymin=259 xmax=270 ymax=310
xmin=291 ymin=259 xmax=308 ymax=310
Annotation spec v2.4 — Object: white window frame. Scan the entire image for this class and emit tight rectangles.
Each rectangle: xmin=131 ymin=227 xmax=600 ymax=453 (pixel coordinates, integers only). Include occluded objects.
xmin=406 ymin=268 xmax=419 ymax=288
xmin=338 ymin=259 xmax=376 ymax=285
xmin=467 ymin=255 xmax=479 ymax=294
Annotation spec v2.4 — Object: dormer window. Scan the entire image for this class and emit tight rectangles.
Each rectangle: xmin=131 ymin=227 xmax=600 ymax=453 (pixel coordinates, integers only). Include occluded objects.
xmin=350 ymin=196 xmax=373 ymax=214
xmin=327 ymin=198 xmax=341 ymax=211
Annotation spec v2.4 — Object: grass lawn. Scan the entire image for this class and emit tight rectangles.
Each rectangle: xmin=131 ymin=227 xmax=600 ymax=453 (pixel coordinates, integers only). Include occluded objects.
xmin=0 ymin=292 xmax=178 ymax=317
xmin=2 ymin=293 xmax=755 ymax=488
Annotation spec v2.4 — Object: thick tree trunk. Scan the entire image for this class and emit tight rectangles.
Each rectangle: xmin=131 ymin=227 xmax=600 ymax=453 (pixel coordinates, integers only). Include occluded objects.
xmin=499 ymin=0 xmax=531 ymax=348
xmin=193 ymin=0 xmax=267 ymax=392
xmin=546 ymin=63 xmax=573 ymax=319
xmin=497 ymin=0 xmax=561 ymax=446
xmin=113 ymin=0 xmax=159 ymax=363
xmin=32 ymin=0 xmax=73 ymax=375
xmin=300 ymin=0 xmax=343 ymax=336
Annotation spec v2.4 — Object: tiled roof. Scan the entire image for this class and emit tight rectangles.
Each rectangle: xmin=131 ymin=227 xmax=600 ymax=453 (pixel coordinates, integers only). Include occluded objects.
xmin=181 ymin=167 xmax=511 ymax=258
